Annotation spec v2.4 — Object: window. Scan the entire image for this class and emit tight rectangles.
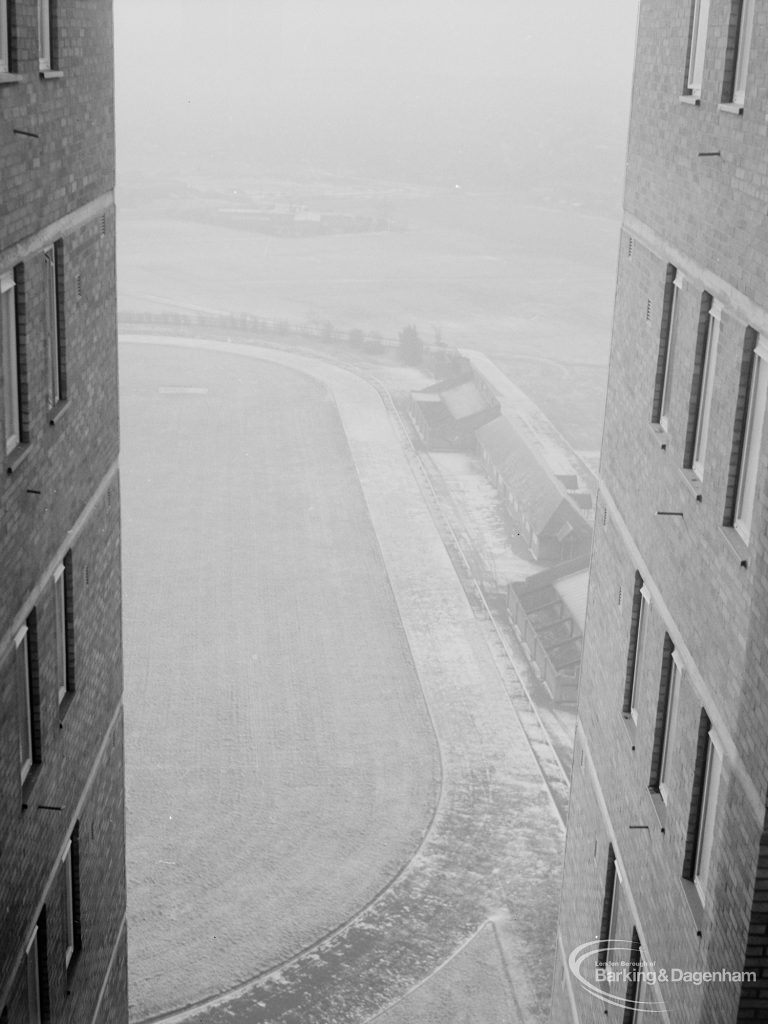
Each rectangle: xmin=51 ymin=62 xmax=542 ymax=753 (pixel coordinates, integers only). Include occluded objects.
xmin=624 ymin=576 xmax=649 ymax=720
xmin=62 ymin=829 xmax=80 ymax=970
xmin=626 ymin=932 xmax=658 ymax=1020
xmin=655 ymin=268 xmax=683 ymax=429
xmin=693 ymin=731 xmax=722 ymax=902
xmin=25 ymin=913 xmax=49 ymax=1024
xmin=16 ymin=625 xmax=33 ymax=783
xmin=691 ymin=300 xmax=721 ymax=479
xmin=731 ymin=0 xmax=755 ymax=107
xmin=53 ymin=560 xmax=73 ymax=702
xmin=26 ymin=928 xmax=42 ymax=1024
xmin=734 ymin=338 xmax=768 ymax=543
xmin=1 ymin=270 xmax=20 ymax=454
xmin=63 ymin=842 xmax=75 ymax=966
xmin=43 ymin=245 xmax=64 ymax=407
xmin=0 ymin=0 xmax=9 ymax=73
xmin=650 ymin=644 xmax=680 ymax=799
xmin=687 ymin=0 xmax=712 ymax=98
xmin=607 ymin=864 xmax=621 ymax=944
xmin=658 ymin=654 xmax=680 ymax=798
xmin=38 ymin=0 xmax=51 ymax=70
xmin=598 ymin=846 xmax=621 ymax=968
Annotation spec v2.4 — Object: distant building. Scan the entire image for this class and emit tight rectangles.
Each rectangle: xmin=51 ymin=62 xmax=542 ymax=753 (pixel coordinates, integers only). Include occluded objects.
xmin=506 ymin=555 xmax=589 ymax=704
xmin=553 ymin=2 xmax=768 ymax=1021
xmin=409 ymin=371 xmax=500 ymax=450
xmin=475 ymin=416 xmax=592 ymax=563
xmin=0 ymin=3 xmax=127 ymax=1022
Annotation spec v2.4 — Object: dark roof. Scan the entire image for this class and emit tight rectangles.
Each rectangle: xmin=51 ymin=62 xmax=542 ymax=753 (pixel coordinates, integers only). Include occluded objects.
xmin=411 ymin=393 xmax=451 ymax=426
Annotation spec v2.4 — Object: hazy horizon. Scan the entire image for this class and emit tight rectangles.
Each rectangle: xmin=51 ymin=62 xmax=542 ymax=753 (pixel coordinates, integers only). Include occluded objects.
xmin=114 ymin=0 xmax=638 ymax=207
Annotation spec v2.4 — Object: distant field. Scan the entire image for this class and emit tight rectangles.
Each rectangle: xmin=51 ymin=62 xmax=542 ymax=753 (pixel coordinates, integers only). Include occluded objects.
xmin=117 ymin=184 xmax=616 ymax=449
xmin=120 ymin=343 xmax=439 ymax=1020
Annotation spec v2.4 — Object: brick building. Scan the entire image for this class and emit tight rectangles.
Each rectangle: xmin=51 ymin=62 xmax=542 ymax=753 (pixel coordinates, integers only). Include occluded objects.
xmin=0 ymin=2 xmax=127 ymax=1022
xmin=476 ymin=416 xmax=592 ymax=564
xmin=553 ymin=1 xmax=768 ymax=1021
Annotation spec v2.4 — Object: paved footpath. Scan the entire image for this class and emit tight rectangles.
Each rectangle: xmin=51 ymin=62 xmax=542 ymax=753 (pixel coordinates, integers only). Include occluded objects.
xmin=127 ymin=337 xmax=566 ymax=1024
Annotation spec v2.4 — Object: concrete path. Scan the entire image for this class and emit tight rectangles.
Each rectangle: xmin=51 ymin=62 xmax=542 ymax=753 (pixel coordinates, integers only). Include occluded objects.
xmin=123 ymin=337 xmax=565 ymax=1024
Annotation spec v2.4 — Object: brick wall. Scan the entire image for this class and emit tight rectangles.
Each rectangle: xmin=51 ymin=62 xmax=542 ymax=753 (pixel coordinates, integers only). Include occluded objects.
xmin=0 ymin=0 xmax=115 ymax=251
xmin=0 ymin=2 xmax=125 ymax=1020
xmin=553 ymin=3 xmax=768 ymax=1021
xmin=0 ymin=489 xmax=125 ymax=1020
xmin=624 ymin=1 xmax=768 ymax=310
xmin=1 ymin=210 xmax=119 ymax=627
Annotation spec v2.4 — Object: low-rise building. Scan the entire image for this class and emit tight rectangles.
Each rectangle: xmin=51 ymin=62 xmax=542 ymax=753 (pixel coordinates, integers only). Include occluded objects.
xmin=507 ymin=555 xmax=589 ymax=704
xmin=476 ymin=416 xmax=592 ymax=563
xmin=409 ymin=371 xmax=500 ymax=450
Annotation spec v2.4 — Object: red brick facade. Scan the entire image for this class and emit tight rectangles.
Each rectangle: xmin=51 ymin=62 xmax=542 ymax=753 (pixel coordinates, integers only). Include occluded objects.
xmin=0 ymin=2 xmax=126 ymax=1022
xmin=553 ymin=2 xmax=768 ymax=1021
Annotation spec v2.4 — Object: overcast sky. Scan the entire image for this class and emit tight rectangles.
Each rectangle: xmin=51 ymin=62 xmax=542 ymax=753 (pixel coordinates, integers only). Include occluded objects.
xmin=114 ymin=0 xmax=638 ymax=199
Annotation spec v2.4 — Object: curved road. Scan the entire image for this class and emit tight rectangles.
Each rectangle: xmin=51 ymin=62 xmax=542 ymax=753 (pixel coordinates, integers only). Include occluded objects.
xmin=123 ymin=336 xmax=565 ymax=1024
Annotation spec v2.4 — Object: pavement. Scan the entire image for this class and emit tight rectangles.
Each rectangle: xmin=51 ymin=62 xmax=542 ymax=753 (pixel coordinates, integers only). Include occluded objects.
xmin=121 ymin=336 xmax=566 ymax=1024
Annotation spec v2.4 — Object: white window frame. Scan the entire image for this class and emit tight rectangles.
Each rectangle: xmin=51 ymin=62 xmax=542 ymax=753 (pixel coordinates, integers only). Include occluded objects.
xmin=38 ymin=0 xmax=51 ymax=71
xmin=692 ymin=300 xmax=721 ymax=480
xmin=629 ymin=586 xmax=650 ymax=721
xmin=607 ymin=861 xmax=622 ymax=947
xmin=43 ymin=246 xmax=61 ymax=407
xmin=630 ymin=944 xmax=659 ymax=1019
xmin=734 ymin=338 xmax=768 ymax=543
xmin=693 ymin=730 xmax=723 ymax=903
xmin=659 ymin=271 xmax=683 ymax=430
xmin=732 ymin=0 xmax=755 ymax=107
xmin=16 ymin=625 xmax=33 ymax=783
xmin=54 ymin=563 xmax=68 ymax=702
xmin=63 ymin=840 xmax=75 ymax=967
xmin=687 ymin=0 xmax=711 ymax=98
xmin=26 ymin=927 xmax=42 ymax=1024
xmin=0 ymin=0 xmax=9 ymax=74
xmin=1 ymin=271 xmax=20 ymax=454
xmin=658 ymin=652 xmax=681 ymax=799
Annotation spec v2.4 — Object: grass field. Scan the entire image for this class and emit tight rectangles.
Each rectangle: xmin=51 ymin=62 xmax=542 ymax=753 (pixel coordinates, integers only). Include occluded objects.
xmin=120 ymin=343 xmax=440 ymax=1021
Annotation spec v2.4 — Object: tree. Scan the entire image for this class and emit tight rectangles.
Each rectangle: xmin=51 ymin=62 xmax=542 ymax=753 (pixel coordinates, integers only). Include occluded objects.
xmin=398 ymin=324 xmax=423 ymax=365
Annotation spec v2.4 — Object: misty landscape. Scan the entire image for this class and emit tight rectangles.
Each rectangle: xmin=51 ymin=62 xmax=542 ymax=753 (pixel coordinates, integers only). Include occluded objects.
xmin=8 ymin=2 xmax=768 ymax=1021
xmin=118 ymin=2 xmax=637 ymax=1022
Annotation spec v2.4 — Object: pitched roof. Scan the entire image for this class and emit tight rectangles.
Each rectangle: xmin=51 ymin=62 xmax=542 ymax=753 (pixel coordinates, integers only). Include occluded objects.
xmin=479 ymin=415 xmax=569 ymax=536
xmin=414 ymin=373 xmax=497 ymax=424
xmin=476 ymin=417 xmax=582 ymax=538
xmin=440 ymin=380 xmax=490 ymax=420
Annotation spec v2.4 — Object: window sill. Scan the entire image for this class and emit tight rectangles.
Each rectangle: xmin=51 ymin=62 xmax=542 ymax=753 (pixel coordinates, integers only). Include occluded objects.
xmin=679 ymin=94 xmax=701 ymax=106
xmin=679 ymin=467 xmax=703 ymax=502
xmin=649 ymin=423 xmax=669 ymax=451
xmin=65 ymin=948 xmax=82 ymax=992
xmin=0 ymin=72 xmax=23 ymax=86
xmin=718 ymin=102 xmax=744 ymax=116
xmin=39 ymin=69 xmax=64 ymax=80
xmin=648 ymin=788 xmax=667 ymax=830
xmin=622 ymin=710 xmax=638 ymax=745
xmin=680 ymin=878 xmax=705 ymax=936
xmin=58 ymin=689 xmax=75 ymax=722
xmin=49 ymin=399 xmax=70 ymax=425
xmin=21 ymin=764 xmax=41 ymax=810
xmin=6 ymin=442 xmax=31 ymax=475
xmin=719 ymin=525 xmax=749 ymax=568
